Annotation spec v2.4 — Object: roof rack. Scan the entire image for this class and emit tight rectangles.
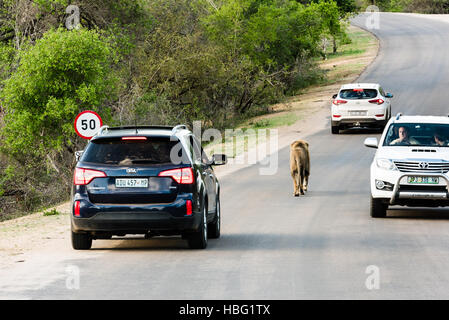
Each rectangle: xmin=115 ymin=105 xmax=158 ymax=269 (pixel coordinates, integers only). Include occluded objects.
xmin=96 ymin=125 xmax=109 ymax=136
xmin=106 ymin=125 xmax=174 ymax=131
xmin=395 ymin=113 xmax=402 ymax=121
xmin=93 ymin=125 xmax=189 ymax=137
xmin=171 ymin=125 xmax=188 ymax=135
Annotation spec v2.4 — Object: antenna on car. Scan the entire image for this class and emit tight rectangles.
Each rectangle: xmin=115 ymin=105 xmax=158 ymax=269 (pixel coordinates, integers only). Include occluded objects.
xmin=395 ymin=113 xmax=402 ymax=120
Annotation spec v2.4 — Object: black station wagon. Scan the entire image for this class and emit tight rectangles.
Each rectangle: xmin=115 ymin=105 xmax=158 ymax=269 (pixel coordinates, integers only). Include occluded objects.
xmin=71 ymin=125 xmax=227 ymax=250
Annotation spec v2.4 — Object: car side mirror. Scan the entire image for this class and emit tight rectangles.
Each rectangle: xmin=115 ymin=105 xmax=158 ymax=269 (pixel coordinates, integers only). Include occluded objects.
xmin=385 ymin=93 xmax=393 ymax=98
xmin=211 ymin=154 xmax=227 ymax=166
xmin=332 ymin=94 xmax=338 ymax=99
xmin=364 ymin=137 xmax=378 ymax=149
xmin=75 ymin=150 xmax=84 ymax=162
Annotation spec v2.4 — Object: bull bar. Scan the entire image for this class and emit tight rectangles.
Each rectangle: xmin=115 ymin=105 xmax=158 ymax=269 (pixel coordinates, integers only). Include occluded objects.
xmin=390 ymin=172 xmax=449 ymax=205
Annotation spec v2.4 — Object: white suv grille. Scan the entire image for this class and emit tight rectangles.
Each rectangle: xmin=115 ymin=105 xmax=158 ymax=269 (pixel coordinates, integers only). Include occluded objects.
xmin=394 ymin=161 xmax=449 ymax=173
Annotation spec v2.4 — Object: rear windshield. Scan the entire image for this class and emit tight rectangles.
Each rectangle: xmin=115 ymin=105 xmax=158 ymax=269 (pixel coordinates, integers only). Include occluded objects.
xmin=383 ymin=123 xmax=449 ymax=147
xmin=81 ymin=137 xmax=189 ymax=165
xmin=340 ymin=89 xmax=378 ymax=100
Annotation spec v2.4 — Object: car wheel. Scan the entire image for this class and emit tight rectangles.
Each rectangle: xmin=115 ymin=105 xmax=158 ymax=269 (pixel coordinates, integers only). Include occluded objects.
xmin=71 ymin=231 xmax=92 ymax=250
xmin=370 ymin=197 xmax=388 ymax=218
xmin=331 ymin=125 xmax=339 ymax=134
xmin=187 ymin=204 xmax=208 ymax=249
xmin=208 ymin=196 xmax=221 ymax=239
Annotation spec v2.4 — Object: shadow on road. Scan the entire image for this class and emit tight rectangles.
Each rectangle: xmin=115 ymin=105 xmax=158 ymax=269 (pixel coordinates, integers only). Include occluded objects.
xmin=386 ymin=207 xmax=449 ymax=220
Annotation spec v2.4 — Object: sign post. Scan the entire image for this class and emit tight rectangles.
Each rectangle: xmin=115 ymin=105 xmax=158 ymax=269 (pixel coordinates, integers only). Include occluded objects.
xmin=74 ymin=111 xmax=103 ymax=140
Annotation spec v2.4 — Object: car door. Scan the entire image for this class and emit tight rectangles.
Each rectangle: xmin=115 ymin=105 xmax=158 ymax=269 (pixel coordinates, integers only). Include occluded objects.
xmin=198 ymin=141 xmax=217 ymax=212
xmin=190 ymin=136 xmax=215 ymax=214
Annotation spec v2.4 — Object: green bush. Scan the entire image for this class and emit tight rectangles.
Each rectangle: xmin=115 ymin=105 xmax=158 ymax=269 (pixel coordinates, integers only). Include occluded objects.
xmin=0 ymin=27 xmax=117 ymax=213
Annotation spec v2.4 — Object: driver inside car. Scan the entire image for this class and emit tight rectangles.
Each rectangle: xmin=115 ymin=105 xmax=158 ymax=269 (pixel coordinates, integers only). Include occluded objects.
xmin=390 ymin=126 xmax=419 ymax=146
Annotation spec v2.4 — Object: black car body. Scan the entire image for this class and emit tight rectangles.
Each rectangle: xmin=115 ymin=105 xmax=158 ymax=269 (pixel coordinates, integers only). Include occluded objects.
xmin=71 ymin=125 xmax=226 ymax=250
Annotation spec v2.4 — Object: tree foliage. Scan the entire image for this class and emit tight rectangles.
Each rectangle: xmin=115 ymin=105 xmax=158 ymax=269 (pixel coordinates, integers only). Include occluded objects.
xmin=0 ymin=0 xmax=352 ymax=218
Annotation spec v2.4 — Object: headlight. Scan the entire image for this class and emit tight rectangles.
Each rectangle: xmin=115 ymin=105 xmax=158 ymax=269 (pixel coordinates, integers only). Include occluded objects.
xmin=376 ymin=158 xmax=397 ymax=171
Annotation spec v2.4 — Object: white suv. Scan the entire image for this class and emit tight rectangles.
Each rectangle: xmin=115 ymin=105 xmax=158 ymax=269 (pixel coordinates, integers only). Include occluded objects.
xmin=331 ymin=83 xmax=393 ymax=134
xmin=365 ymin=114 xmax=449 ymax=218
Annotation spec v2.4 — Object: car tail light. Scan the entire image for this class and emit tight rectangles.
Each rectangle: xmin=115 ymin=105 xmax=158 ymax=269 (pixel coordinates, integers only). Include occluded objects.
xmin=74 ymin=168 xmax=107 ymax=185
xmin=158 ymin=167 xmax=194 ymax=184
xmin=375 ymin=114 xmax=385 ymax=117
xmin=353 ymin=88 xmax=364 ymax=92
xmin=186 ymin=200 xmax=193 ymax=216
xmin=333 ymin=115 xmax=342 ymax=118
xmin=122 ymin=137 xmax=147 ymax=141
xmin=369 ymin=99 xmax=384 ymax=105
xmin=333 ymin=100 xmax=347 ymax=106
xmin=74 ymin=201 xmax=81 ymax=217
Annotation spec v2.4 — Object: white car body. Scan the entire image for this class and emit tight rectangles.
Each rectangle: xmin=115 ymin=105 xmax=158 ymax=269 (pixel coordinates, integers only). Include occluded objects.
xmin=331 ymin=83 xmax=393 ymax=134
xmin=365 ymin=115 xmax=449 ymax=217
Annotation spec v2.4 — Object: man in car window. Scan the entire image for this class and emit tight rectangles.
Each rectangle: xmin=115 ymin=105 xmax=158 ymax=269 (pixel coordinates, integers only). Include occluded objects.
xmin=434 ymin=132 xmax=449 ymax=147
xmin=390 ymin=126 xmax=419 ymax=146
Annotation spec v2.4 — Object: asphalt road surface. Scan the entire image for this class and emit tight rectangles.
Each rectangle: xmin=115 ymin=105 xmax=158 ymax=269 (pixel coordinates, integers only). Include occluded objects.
xmin=3 ymin=13 xmax=449 ymax=299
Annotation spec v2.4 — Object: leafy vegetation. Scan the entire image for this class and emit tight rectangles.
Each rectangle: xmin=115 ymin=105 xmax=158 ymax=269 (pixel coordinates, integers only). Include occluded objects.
xmin=0 ymin=0 xmax=356 ymax=219
xmin=359 ymin=0 xmax=449 ymax=13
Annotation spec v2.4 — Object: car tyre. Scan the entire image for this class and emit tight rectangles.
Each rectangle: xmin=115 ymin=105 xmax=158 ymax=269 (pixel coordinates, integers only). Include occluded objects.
xmin=72 ymin=231 xmax=92 ymax=250
xmin=188 ymin=204 xmax=208 ymax=249
xmin=208 ymin=196 xmax=221 ymax=239
xmin=370 ymin=197 xmax=388 ymax=218
xmin=331 ymin=125 xmax=339 ymax=134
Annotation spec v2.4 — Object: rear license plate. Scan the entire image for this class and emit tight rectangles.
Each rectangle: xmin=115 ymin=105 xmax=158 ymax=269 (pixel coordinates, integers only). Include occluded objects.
xmin=350 ymin=111 xmax=367 ymax=116
xmin=115 ymin=178 xmax=149 ymax=188
xmin=407 ymin=176 xmax=439 ymax=184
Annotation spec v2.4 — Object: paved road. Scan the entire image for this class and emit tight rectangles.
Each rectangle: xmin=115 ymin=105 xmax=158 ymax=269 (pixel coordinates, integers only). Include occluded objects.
xmin=3 ymin=13 xmax=449 ymax=299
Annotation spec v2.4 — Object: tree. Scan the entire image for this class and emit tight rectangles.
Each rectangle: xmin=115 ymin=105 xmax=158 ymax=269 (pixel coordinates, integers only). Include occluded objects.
xmin=0 ymin=27 xmax=117 ymax=209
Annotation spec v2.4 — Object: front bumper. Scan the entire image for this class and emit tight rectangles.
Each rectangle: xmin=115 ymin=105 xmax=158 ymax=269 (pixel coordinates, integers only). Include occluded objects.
xmin=371 ymin=164 xmax=449 ymax=205
xmin=389 ymin=173 xmax=449 ymax=205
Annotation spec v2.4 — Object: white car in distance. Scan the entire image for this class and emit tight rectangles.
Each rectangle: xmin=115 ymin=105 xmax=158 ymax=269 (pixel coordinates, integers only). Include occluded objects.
xmin=331 ymin=83 xmax=393 ymax=134
xmin=365 ymin=114 xmax=449 ymax=218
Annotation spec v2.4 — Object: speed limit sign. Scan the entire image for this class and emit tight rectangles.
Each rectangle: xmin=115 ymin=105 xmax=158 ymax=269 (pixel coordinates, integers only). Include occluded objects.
xmin=74 ymin=111 xmax=103 ymax=140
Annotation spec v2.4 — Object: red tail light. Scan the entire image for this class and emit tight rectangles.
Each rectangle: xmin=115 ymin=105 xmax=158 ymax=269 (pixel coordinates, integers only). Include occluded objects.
xmin=375 ymin=114 xmax=385 ymax=117
xmin=186 ymin=200 xmax=193 ymax=216
xmin=122 ymin=137 xmax=147 ymax=141
xmin=158 ymin=168 xmax=194 ymax=184
xmin=333 ymin=115 xmax=342 ymax=118
xmin=333 ymin=100 xmax=347 ymax=106
xmin=74 ymin=201 xmax=81 ymax=217
xmin=74 ymin=168 xmax=107 ymax=185
xmin=369 ymin=99 xmax=384 ymax=105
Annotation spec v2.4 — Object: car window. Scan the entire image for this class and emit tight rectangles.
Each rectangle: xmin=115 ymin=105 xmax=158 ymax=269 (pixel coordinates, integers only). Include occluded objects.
xmin=383 ymin=123 xmax=449 ymax=147
xmin=81 ymin=137 xmax=188 ymax=165
xmin=340 ymin=89 xmax=378 ymax=100
xmin=191 ymin=137 xmax=210 ymax=165
xmin=189 ymin=136 xmax=202 ymax=164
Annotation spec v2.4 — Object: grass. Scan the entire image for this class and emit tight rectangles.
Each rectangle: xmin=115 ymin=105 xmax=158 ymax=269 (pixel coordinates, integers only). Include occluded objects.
xmin=43 ymin=209 xmax=60 ymax=217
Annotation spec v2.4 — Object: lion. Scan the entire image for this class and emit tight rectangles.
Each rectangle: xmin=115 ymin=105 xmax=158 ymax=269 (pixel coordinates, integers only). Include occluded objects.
xmin=290 ymin=140 xmax=310 ymax=197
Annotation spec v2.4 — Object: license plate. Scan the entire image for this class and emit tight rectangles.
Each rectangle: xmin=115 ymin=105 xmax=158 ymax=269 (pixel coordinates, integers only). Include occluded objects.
xmin=350 ymin=111 xmax=367 ymax=116
xmin=407 ymin=176 xmax=439 ymax=184
xmin=115 ymin=178 xmax=149 ymax=188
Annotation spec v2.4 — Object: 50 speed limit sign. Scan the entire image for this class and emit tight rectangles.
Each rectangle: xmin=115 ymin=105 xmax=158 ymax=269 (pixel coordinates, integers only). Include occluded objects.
xmin=74 ymin=111 xmax=103 ymax=140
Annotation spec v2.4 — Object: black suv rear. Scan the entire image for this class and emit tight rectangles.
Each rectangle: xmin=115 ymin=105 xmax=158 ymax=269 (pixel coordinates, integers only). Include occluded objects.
xmin=71 ymin=125 xmax=227 ymax=250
